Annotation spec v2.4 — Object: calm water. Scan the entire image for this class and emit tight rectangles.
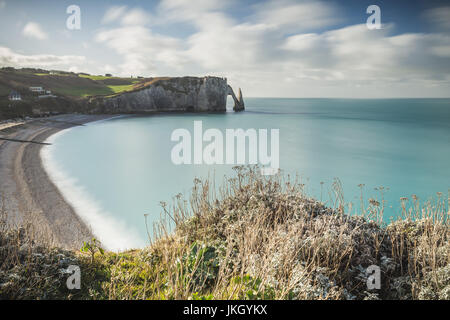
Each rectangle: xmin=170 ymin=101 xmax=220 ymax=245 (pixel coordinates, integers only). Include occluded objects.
xmin=42 ymin=99 xmax=450 ymax=250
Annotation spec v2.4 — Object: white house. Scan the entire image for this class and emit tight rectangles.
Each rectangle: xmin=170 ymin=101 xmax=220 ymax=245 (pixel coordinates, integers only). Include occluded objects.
xmin=38 ymin=94 xmax=57 ymax=99
xmin=29 ymin=86 xmax=45 ymax=93
xmin=8 ymin=90 xmax=22 ymax=101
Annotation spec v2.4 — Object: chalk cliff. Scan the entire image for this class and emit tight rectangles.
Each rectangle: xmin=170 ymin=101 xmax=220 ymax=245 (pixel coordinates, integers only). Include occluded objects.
xmin=89 ymin=76 xmax=244 ymax=113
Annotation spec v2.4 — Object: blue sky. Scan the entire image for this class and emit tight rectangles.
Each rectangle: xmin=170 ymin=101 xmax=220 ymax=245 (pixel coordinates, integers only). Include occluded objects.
xmin=1 ymin=0 xmax=450 ymax=97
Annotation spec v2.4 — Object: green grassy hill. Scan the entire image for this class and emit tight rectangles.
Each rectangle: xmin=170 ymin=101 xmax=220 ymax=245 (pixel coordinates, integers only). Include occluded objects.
xmin=0 ymin=68 xmax=164 ymax=119
xmin=0 ymin=68 xmax=148 ymax=99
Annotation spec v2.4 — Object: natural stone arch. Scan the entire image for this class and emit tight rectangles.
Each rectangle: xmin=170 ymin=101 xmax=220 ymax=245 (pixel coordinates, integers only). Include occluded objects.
xmin=227 ymin=85 xmax=245 ymax=112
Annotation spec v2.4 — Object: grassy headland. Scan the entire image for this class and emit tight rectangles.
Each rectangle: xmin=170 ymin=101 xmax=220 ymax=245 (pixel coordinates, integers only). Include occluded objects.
xmin=1 ymin=167 xmax=448 ymax=300
xmin=0 ymin=67 xmax=166 ymax=119
xmin=0 ymin=68 xmax=143 ymax=98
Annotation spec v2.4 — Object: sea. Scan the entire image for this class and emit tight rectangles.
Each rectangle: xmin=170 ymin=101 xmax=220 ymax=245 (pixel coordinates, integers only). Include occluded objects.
xmin=41 ymin=98 xmax=450 ymax=250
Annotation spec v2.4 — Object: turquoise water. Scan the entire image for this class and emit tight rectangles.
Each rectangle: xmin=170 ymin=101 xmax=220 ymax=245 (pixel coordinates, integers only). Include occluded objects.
xmin=42 ymin=99 xmax=450 ymax=250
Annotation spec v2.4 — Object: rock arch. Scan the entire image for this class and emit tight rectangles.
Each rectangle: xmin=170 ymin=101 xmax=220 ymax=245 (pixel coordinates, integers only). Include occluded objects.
xmin=227 ymin=85 xmax=245 ymax=112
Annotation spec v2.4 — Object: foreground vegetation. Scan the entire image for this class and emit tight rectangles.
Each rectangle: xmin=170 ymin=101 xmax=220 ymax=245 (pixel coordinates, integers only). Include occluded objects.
xmin=1 ymin=167 xmax=448 ymax=300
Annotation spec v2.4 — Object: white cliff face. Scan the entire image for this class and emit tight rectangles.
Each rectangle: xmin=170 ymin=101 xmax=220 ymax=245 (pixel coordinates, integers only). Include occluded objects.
xmin=91 ymin=77 xmax=231 ymax=113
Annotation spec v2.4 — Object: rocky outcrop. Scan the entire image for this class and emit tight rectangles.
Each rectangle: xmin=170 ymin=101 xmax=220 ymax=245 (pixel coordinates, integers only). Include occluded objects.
xmin=236 ymin=88 xmax=245 ymax=112
xmin=90 ymin=76 xmax=244 ymax=114
xmin=227 ymin=85 xmax=245 ymax=112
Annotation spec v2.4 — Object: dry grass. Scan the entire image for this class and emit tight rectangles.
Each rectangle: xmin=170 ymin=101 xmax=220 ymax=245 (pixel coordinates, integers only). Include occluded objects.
xmin=0 ymin=166 xmax=448 ymax=300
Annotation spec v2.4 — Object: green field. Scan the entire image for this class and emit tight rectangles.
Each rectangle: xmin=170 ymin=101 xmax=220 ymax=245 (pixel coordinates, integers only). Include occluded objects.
xmin=1 ymin=68 xmax=147 ymax=98
xmin=78 ymin=74 xmax=114 ymax=81
xmin=51 ymin=85 xmax=137 ymax=97
xmin=51 ymin=86 xmax=114 ymax=97
xmin=108 ymin=84 xmax=136 ymax=93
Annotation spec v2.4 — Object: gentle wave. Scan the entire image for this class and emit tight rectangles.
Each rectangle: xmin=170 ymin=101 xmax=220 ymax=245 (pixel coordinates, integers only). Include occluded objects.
xmin=40 ymin=124 xmax=145 ymax=251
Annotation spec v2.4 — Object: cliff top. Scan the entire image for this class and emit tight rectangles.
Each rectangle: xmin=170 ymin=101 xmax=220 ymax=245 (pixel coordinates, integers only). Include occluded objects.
xmin=0 ymin=67 xmax=224 ymax=100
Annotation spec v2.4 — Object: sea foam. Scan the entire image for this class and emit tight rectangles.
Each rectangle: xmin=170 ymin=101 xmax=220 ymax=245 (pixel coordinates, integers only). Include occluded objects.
xmin=40 ymin=123 xmax=145 ymax=251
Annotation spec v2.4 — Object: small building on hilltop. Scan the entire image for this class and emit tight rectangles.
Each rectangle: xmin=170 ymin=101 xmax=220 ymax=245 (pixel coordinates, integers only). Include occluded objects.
xmin=29 ymin=86 xmax=45 ymax=94
xmin=29 ymin=86 xmax=56 ymax=98
xmin=38 ymin=94 xmax=57 ymax=99
xmin=8 ymin=90 xmax=21 ymax=101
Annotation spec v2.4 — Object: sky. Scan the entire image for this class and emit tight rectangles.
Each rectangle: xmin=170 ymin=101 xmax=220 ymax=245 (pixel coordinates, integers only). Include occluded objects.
xmin=0 ymin=0 xmax=450 ymax=98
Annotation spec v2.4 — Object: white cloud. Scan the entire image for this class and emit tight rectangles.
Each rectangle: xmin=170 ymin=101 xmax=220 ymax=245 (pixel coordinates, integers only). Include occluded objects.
xmin=22 ymin=22 xmax=48 ymax=40
xmin=251 ymin=0 xmax=341 ymax=33
xmin=282 ymin=33 xmax=321 ymax=51
xmin=102 ymin=6 xmax=152 ymax=26
xmin=0 ymin=47 xmax=86 ymax=69
xmin=95 ymin=25 xmax=184 ymax=76
xmin=98 ymin=6 xmax=179 ymax=76
xmin=67 ymin=2 xmax=450 ymax=96
xmin=121 ymin=8 xmax=152 ymax=26
xmin=424 ymin=6 xmax=450 ymax=31
xmin=431 ymin=45 xmax=450 ymax=58
xmin=102 ymin=6 xmax=128 ymax=24
xmin=157 ymin=0 xmax=227 ymax=23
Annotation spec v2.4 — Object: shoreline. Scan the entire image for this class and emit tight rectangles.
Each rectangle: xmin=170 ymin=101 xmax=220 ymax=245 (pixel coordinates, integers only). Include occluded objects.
xmin=0 ymin=114 xmax=116 ymax=249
